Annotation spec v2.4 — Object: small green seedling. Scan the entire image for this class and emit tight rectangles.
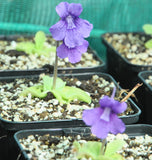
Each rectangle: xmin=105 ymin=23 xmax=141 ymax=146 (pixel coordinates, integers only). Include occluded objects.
xmin=143 ymin=24 xmax=152 ymax=49
xmin=16 ymin=31 xmax=56 ymax=56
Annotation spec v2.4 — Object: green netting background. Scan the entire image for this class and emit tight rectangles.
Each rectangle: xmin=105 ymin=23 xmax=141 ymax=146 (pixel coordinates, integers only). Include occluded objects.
xmin=0 ymin=0 xmax=152 ymax=61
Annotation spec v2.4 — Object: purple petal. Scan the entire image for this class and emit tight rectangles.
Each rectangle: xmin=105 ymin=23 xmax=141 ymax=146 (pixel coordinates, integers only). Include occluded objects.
xmin=100 ymin=107 xmax=111 ymax=122
xmin=82 ymin=107 xmax=103 ymax=126
xmin=77 ymin=40 xmax=89 ymax=53
xmin=75 ymin=18 xmax=93 ymax=38
xmin=64 ymin=29 xmax=84 ymax=48
xmin=91 ymin=120 xmax=109 ymax=139
xmin=66 ymin=15 xmax=76 ymax=29
xmin=57 ymin=43 xmax=68 ymax=59
xmin=68 ymin=40 xmax=89 ymax=63
xmin=109 ymin=114 xmax=126 ymax=134
xmin=111 ymin=101 xmax=127 ymax=114
xmin=57 ymin=40 xmax=88 ymax=63
xmin=49 ymin=20 xmax=66 ymax=41
xmin=99 ymin=96 xmax=113 ymax=109
xmin=99 ymin=96 xmax=127 ymax=114
xmin=56 ymin=2 xmax=69 ymax=18
xmin=68 ymin=48 xmax=82 ymax=63
xmin=68 ymin=3 xmax=83 ymax=17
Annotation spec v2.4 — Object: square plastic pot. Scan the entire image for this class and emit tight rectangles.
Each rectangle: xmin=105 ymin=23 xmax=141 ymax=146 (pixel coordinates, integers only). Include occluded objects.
xmin=0 ymin=35 xmax=105 ymax=74
xmin=101 ymin=32 xmax=152 ymax=89
xmin=14 ymin=124 xmax=152 ymax=160
xmin=0 ymin=71 xmax=141 ymax=132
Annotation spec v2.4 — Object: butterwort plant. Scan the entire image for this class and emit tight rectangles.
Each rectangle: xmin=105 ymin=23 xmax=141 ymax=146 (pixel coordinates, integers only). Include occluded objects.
xmin=73 ymin=87 xmax=127 ymax=159
xmin=73 ymin=87 xmax=127 ymax=160
xmin=81 ymin=86 xmax=127 ymax=159
xmin=73 ymin=84 xmax=142 ymax=159
xmin=20 ymin=2 xmax=93 ymax=105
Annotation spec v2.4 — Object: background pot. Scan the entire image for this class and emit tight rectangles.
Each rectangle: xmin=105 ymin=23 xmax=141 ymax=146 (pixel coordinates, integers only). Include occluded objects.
xmin=14 ymin=124 xmax=152 ymax=160
xmin=0 ymin=35 xmax=105 ymax=74
xmin=101 ymin=32 xmax=152 ymax=89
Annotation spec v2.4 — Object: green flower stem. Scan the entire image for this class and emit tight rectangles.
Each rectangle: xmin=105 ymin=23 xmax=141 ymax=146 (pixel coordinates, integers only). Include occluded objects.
xmin=52 ymin=41 xmax=59 ymax=90
xmin=101 ymin=138 xmax=107 ymax=155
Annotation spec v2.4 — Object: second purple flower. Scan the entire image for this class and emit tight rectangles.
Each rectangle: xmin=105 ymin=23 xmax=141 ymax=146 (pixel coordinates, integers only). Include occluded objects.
xmin=82 ymin=87 xmax=127 ymax=139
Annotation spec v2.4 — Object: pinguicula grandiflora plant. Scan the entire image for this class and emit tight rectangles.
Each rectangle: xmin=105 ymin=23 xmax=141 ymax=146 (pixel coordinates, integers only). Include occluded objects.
xmin=73 ymin=84 xmax=142 ymax=160
xmin=143 ymin=24 xmax=152 ymax=48
xmin=21 ymin=2 xmax=93 ymax=105
xmin=16 ymin=31 xmax=56 ymax=57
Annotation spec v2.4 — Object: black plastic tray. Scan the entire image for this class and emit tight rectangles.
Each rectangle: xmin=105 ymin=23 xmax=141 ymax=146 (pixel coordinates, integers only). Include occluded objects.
xmin=14 ymin=124 xmax=152 ymax=160
xmin=138 ymin=71 xmax=152 ymax=124
xmin=102 ymin=32 xmax=152 ymax=89
xmin=0 ymin=72 xmax=141 ymax=131
xmin=0 ymin=35 xmax=105 ymax=74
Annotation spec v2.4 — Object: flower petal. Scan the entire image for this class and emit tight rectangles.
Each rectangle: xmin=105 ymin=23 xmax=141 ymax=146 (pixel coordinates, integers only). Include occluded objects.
xmin=64 ymin=29 xmax=84 ymax=48
xmin=68 ymin=48 xmax=82 ymax=63
xmin=76 ymin=18 xmax=93 ymax=38
xmin=77 ymin=40 xmax=89 ymax=53
xmin=57 ymin=43 xmax=68 ymax=59
xmin=91 ymin=120 xmax=109 ymax=139
xmin=56 ymin=2 xmax=69 ymax=18
xmin=82 ymin=107 xmax=103 ymax=126
xmin=49 ymin=20 xmax=66 ymax=41
xmin=109 ymin=114 xmax=126 ymax=135
xmin=57 ymin=40 xmax=88 ymax=63
xmin=99 ymin=96 xmax=113 ymax=109
xmin=99 ymin=96 xmax=127 ymax=114
xmin=68 ymin=3 xmax=83 ymax=17
xmin=111 ymin=101 xmax=127 ymax=114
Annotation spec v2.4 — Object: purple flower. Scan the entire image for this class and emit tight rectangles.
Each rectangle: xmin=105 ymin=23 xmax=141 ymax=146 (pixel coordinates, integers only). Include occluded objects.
xmin=82 ymin=87 xmax=127 ymax=139
xmin=49 ymin=2 xmax=93 ymax=48
xmin=57 ymin=40 xmax=88 ymax=63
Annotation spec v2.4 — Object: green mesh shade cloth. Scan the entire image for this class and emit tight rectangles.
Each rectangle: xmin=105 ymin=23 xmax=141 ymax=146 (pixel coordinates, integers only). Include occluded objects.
xmin=0 ymin=0 xmax=152 ymax=61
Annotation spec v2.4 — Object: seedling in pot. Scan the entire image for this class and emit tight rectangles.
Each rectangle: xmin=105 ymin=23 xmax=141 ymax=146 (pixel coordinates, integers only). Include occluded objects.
xmin=16 ymin=31 xmax=56 ymax=57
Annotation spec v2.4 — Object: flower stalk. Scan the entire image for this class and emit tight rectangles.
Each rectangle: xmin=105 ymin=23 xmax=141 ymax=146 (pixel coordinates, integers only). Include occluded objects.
xmin=52 ymin=41 xmax=59 ymax=90
xmin=101 ymin=138 xmax=107 ymax=155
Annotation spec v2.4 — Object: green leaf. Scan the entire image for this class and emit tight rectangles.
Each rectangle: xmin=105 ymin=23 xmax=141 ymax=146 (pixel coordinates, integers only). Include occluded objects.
xmin=20 ymin=75 xmax=91 ymax=104
xmin=20 ymin=84 xmax=47 ymax=98
xmin=34 ymin=31 xmax=46 ymax=49
xmin=59 ymin=86 xmax=91 ymax=104
xmin=73 ymin=141 xmax=116 ymax=160
xmin=16 ymin=31 xmax=56 ymax=57
xmin=143 ymin=24 xmax=152 ymax=35
xmin=16 ymin=42 xmax=35 ymax=54
xmin=74 ymin=141 xmax=102 ymax=159
xmin=145 ymin=39 xmax=152 ymax=48
xmin=42 ymin=76 xmax=66 ymax=92
xmin=105 ymin=139 xmax=126 ymax=156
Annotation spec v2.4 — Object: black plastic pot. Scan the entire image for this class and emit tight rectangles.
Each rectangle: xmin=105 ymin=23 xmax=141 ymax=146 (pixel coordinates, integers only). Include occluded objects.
xmin=0 ymin=72 xmax=141 ymax=132
xmin=138 ymin=71 xmax=152 ymax=124
xmin=102 ymin=32 xmax=152 ymax=89
xmin=14 ymin=124 xmax=152 ymax=160
xmin=0 ymin=35 xmax=105 ymax=74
